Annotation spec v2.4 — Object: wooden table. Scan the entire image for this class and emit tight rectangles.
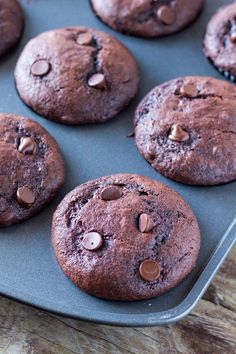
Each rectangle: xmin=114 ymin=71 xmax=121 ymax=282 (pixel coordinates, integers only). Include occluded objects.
xmin=0 ymin=247 xmax=235 ymax=354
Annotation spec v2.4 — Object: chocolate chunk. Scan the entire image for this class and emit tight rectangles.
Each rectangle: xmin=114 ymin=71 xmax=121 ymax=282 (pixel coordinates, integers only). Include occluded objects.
xmin=82 ymin=232 xmax=103 ymax=251
xmin=157 ymin=6 xmax=176 ymax=25
xmin=88 ymin=73 xmax=106 ymax=89
xmin=168 ymin=124 xmax=189 ymax=142
xmin=230 ymin=32 xmax=236 ymax=44
xmin=139 ymin=213 xmax=155 ymax=233
xmin=17 ymin=186 xmax=35 ymax=207
xmin=101 ymin=185 xmax=122 ymax=201
xmin=139 ymin=260 xmax=161 ymax=282
xmin=180 ymin=83 xmax=198 ymax=98
xmin=18 ymin=137 xmax=37 ymax=155
xmin=31 ymin=59 xmax=51 ymax=77
xmin=77 ymin=32 xmax=93 ymax=45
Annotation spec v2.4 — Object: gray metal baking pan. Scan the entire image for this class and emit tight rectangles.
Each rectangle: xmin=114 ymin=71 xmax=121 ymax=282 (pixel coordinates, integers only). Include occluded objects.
xmin=0 ymin=0 xmax=235 ymax=327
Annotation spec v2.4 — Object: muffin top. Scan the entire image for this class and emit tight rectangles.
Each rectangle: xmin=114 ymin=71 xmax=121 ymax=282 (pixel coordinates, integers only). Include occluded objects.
xmin=204 ymin=2 xmax=236 ymax=77
xmin=91 ymin=0 xmax=204 ymax=37
xmin=15 ymin=27 xmax=139 ymax=124
xmin=52 ymin=174 xmax=200 ymax=301
xmin=135 ymin=76 xmax=236 ymax=185
xmin=0 ymin=113 xmax=65 ymax=227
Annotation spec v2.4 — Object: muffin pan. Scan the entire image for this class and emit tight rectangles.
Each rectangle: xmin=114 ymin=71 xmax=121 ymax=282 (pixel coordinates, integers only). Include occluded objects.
xmin=0 ymin=0 xmax=235 ymax=326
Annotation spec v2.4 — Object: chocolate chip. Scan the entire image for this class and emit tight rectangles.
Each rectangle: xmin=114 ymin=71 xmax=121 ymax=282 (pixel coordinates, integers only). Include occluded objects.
xmin=31 ymin=59 xmax=51 ymax=77
xmin=230 ymin=32 xmax=236 ymax=44
xmin=180 ymin=84 xmax=198 ymax=98
xmin=157 ymin=5 xmax=176 ymax=25
xmin=212 ymin=146 xmax=218 ymax=155
xmin=88 ymin=73 xmax=106 ymax=89
xmin=168 ymin=124 xmax=189 ymax=142
xmin=139 ymin=260 xmax=161 ymax=282
xmin=147 ymin=151 xmax=156 ymax=161
xmin=101 ymin=185 xmax=122 ymax=201
xmin=127 ymin=131 xmax=135 ymax=138
xmin=17 ymin=186 xmax=35 ymax=207
xmin=82 ymin=232 xmax=103 ymax=251
xmin=0 ymin=211 xmax=14 ymax=227
xmin=77 ymin=32 xmax=93 ymax=46
xmin=18 ymin=137 xmax=37 ymax=155
xmin=139 ymin=213 xmax=155 ymax=233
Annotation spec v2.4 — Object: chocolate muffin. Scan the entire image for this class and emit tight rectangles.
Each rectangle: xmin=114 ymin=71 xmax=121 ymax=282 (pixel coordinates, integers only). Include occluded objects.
xmin=203 ymin=2 xmax=236 ymax=82
xmin=0 ymin=0 xmax=24 ymax=58
xmin=135 ymin=76 xmax=236 ymax=185
xmin=91 ymin=0 xmax=204 ymax=38
xmin=0 ymin=113 xmax=65 ymax=227
xmin=14 ymin=27 xmax=139 ymax=124
xmin=52 ymin=174 xmax=200 ymax=301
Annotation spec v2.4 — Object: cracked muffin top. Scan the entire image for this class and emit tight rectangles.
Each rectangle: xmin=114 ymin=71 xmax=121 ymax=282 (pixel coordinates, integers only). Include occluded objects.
xmin=0 ymin=0 xmax=24 ymax=58
xmin=135 ymin=76 xmax=236 ymax=185
xmin=14 ymin=27 xmax=139 ymax=125
xmin=91 ymin=0 xmax=204 ymax=38
xmin=0 ymin=113 xmax=65 ymax=227
xmin=52 ymin=173 xmax=200 ymax=301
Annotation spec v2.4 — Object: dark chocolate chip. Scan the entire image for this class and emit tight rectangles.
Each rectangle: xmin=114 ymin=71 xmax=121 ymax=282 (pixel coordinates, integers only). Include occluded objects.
xmin=101 ymin=185 xmax=122 ymax=201
xmin=88 ymin=73 xmax=106 ymax=89
xmin=82 ymin=232 xmax=103 ymax=251
xmin=168 ymin=124 xmax=189 ymax=142
xmin=77 ymin=32 xmax=93 ymax=45
xmin=17 ymin=186 xmax=35 ymax=207
xmin=180 ymin=83 xmax=198 ymax=98
xmin=31 ymin=59 xmax=51 ymax=77
xmin=139 ymin=260 xmax=161 ymax=282
xmin=157 ymin=6 xmax=176 ymax=25
xmin=139 ymin=213 xmax=155 ymax=233
xmin=18 ymin=137 xmax=37 ymax=155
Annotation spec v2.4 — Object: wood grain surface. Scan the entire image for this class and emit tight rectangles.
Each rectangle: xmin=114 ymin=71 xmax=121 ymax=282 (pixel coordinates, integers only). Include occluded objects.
xmin=0 ymin=247 xmax=235 ymax=354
